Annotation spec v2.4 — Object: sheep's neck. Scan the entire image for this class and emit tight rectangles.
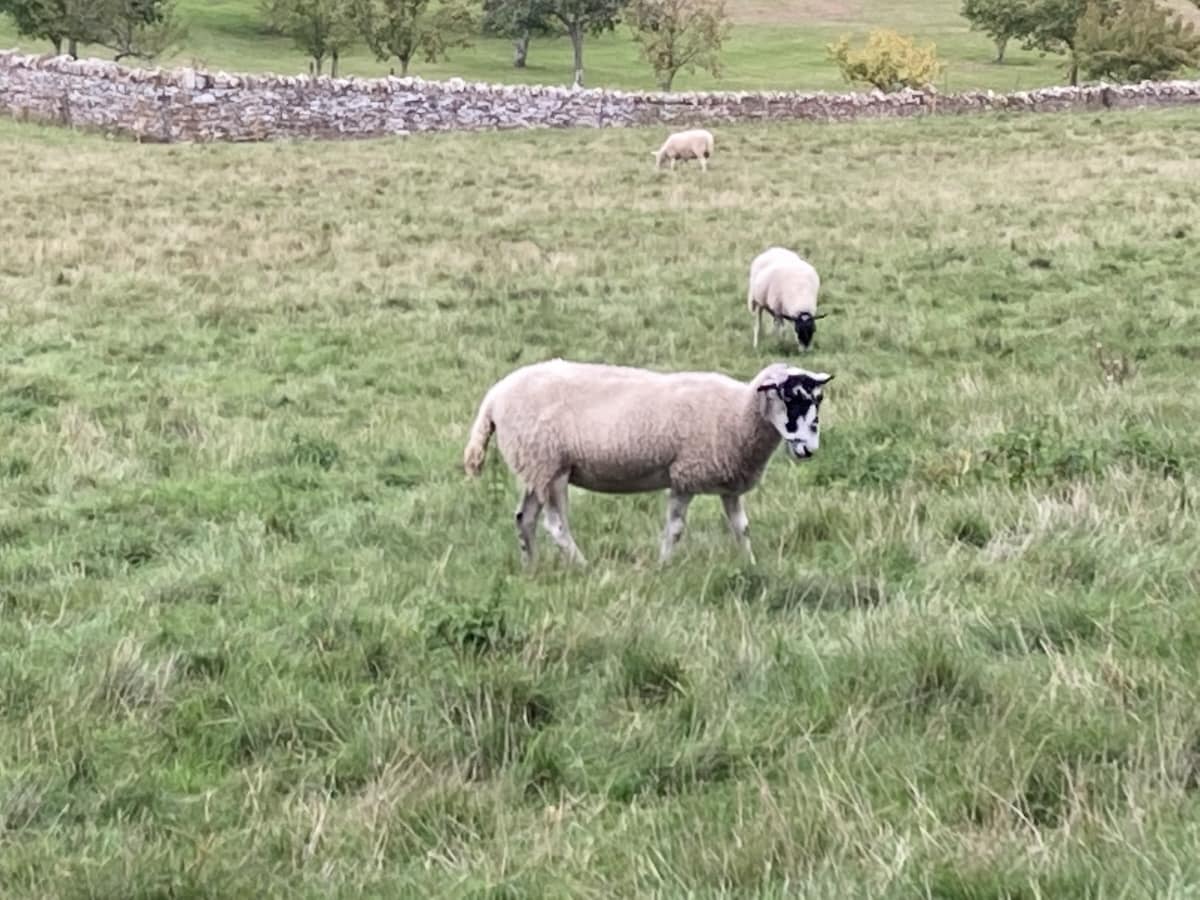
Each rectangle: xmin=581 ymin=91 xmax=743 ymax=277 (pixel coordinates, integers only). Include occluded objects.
xmin=737 ymin=397 xmax=783 ymax=477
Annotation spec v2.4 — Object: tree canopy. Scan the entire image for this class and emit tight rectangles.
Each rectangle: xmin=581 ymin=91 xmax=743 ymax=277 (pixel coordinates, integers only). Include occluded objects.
xmin=0 ymin=0 xmax=182 ymax=59
xmin=1076 ymin=0 xmax=1200 ymax=81
xmin=356 ymin=0 xmax=476 ymax=76
xmin=626 ymin=0 xmax=730 ymax=90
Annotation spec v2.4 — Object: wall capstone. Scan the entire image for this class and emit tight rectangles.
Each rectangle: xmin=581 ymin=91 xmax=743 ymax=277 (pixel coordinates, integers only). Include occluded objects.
xmin=2 ymin=49 xmax=1199 ymax=143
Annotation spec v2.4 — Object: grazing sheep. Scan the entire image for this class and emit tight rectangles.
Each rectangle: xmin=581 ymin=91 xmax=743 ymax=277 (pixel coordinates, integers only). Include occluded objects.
xmin=748 ymin=246 xmax=826 ymax=351
xmin=463 ymin=359 xmax=833 ymax=566
xmin=652 ymin=128 xmax=715 ymax=171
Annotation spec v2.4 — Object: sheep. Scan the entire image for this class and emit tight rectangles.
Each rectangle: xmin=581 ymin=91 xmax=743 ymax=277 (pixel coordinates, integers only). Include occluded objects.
xmin=652 ymin=128 xmax=715 ymax=171
xmin=463 ymin=358 xmax=833 ymax=566
xmin=747 ymin=246 xmax=826 ymax=351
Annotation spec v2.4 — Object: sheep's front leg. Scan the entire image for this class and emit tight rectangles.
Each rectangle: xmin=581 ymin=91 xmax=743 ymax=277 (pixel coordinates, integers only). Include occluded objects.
xmin=515 ymin=489 xmax=543 ymax=566
xmin=721 ymin=494 xmax=756 ymax=565
xmin=753 ymin=307 xmax=763 ymax=349
xmin=660 ymin=491 xmax=693 ymax=562
xmin=544 ymin=474 xmax=587 ymax=566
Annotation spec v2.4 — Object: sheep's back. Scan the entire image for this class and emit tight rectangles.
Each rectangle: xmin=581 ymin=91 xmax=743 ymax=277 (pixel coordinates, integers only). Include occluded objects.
xmin=663 ymin=128 xmax=713 ymax=158
xmin=492 ymin=362 xmax=746 ymax=471
xmin=750 ymin=247 xmax=802 ymax=282
xmin=752 ymin=260 xmax=820 ymax=316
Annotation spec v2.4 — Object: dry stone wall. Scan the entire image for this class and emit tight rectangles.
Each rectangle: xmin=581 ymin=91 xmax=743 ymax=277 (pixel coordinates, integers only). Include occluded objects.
xmin=2 ymin=49 xmax=1200 ymax=143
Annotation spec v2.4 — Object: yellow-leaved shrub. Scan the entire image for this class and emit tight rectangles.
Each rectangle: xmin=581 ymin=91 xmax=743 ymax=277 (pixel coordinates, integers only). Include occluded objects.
xmin=827 ymin=29 xmax=944 ymax=92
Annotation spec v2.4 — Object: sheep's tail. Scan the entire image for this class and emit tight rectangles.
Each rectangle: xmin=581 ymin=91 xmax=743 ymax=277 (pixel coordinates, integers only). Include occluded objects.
xmin=463 ymin=391 xmax=496 ymax=477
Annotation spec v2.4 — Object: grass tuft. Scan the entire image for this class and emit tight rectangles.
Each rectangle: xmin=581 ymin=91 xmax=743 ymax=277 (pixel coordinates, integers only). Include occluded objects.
xmin=621 ymin=640 xmax=689 ymax=704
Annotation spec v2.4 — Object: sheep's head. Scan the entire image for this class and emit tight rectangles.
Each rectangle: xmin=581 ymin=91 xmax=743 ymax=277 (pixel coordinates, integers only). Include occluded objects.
xmin=755 ymin=365 xmax=833 ymax=461
xmin=788 ymin=311 xmax=827 ymax=351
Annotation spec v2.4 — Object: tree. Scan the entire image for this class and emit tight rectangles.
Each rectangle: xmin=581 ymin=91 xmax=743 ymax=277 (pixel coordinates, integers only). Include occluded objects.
xmin=1017 ymin=0 xmax=1118 ymax=85
xmin=1076 ymin=0 xmax=1200 ymax=81
xmin=827 ymin=29 xmax=944 ymax=91
xmin=0 ymin=0 xmax=89 ymax=57
xmin=542 ymin=0 xmax=626 ymax=87
xmin=355 ymin=0 xmax=475 ymax=76
xmin=93 ymin=0 xmax=186 ymax=62
xmin=482 ymin=0 xmax=555 ymax=68
xmin=626 ymin=0 xmax=729 ymax=90
xmin=0 ymin=0 xmax=107 ymax=57
xmin=960 ymin=0 xmax=1035 ymax=62
xmin=262 ymin=0 xmax=357 ymax=75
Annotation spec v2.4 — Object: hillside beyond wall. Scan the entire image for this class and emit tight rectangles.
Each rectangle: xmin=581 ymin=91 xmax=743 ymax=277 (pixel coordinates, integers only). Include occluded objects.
xmin=2 ymin=50 xmax=1199 ymax=143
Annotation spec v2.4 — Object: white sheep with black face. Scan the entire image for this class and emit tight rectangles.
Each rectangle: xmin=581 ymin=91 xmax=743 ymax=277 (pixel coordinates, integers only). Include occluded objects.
xmin=748 ymin=246 xmax=825 ymax=351
xmin=463 ymin=359 xmax=833 ymax=566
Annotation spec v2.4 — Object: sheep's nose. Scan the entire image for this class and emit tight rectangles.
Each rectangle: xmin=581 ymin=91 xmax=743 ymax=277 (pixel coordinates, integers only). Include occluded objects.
xmin=787 ymin=441 xmax=815 ymax=460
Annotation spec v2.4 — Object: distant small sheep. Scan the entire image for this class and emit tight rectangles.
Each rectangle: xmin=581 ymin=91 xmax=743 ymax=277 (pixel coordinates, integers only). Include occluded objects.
xmin=652 ymin=128 xmax=714 ymax=171
xmin=463 ymin=358 xmax=833 ymax=566
xmin=747 ymin=246 xmax=825 ymax=351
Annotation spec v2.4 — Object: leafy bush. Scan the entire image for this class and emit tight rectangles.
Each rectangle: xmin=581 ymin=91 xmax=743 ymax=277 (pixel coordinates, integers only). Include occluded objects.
xmin=827 ymin=28 xmax=944 ymax=92
xmin=980 ymin=420 xmax=1101 ymax=486
xmin=425 ymin=581 xmax=521 ymax=657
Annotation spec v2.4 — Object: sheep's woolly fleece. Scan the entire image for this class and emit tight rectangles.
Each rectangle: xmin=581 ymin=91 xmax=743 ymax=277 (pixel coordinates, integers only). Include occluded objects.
xmin=465 ymin=359 xmax=813 ymax=499
xmin=653 ymin=128 xmax=715 ymax=168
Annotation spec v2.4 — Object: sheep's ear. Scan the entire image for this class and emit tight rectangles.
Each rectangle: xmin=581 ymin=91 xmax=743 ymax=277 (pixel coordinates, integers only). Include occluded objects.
xmin=807 ymin=372 xmax=834 ymax=386
xmin=813 ymin=312 xmax=829 ymax=320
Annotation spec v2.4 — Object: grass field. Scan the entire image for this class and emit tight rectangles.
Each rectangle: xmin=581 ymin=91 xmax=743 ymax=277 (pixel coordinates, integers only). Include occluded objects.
xmin=0 ymin=0 xmax=1088 ymax=91
xmin=2 ymin=107 xmax=1200 ymax=895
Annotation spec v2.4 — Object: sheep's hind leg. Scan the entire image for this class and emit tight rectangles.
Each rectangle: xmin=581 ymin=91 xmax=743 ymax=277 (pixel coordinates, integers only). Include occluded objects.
xmin=660 ymin=491 xmax=693 ymax=562
xmin=721 ymin=494 xmax=756 ymax=565
xmin=753 ymin=307 xmax=763 ymax=349
xmin=543 ymin=474 xmax=587 ymax=566
xmin=515 ymin=489 xmax=543 ymax=566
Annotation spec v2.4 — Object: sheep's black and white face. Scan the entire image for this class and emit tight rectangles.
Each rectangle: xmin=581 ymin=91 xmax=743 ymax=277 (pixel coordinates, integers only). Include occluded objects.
xmin=759 ymin=368 xmax=833 ymax=461
xmin=792 ymin=313 xmax=816 ymax=351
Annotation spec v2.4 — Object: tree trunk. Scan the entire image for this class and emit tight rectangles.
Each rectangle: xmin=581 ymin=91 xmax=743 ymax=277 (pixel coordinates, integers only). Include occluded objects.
xmin=331 ymin=48 xmax=339 ymax=78
xmin=513 ymin=28 xmax=530 ymax=68
xmin=400 ymin=55 xmax=410 ymax=75
xmin=1068 ymin=56 xmax=1078 ymax=86
xmin=68 ymin=38 xmax=78 ymax=58
xmin=52 ymin=36 xmax=62 ymax=55
xmin=659 ymin=70 xmax=675 ymax=91
xmin=994 ymin=36 xmax=1006 ymax=63
xmin=569 ymin=26 xmax=584 ymax=87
